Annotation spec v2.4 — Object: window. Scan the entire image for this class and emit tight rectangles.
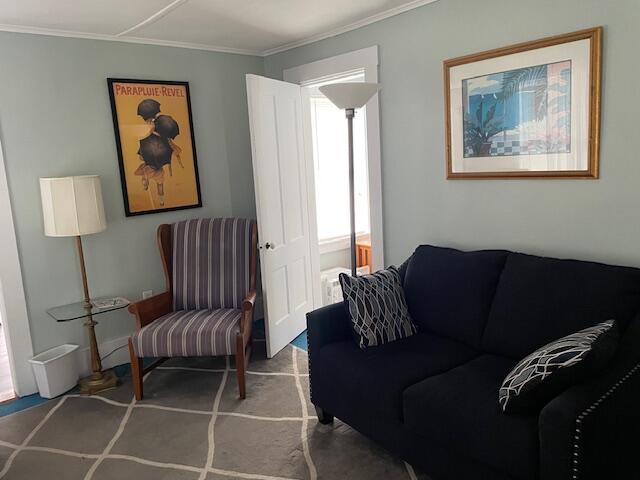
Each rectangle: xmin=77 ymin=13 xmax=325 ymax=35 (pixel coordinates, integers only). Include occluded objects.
xmin=283 ymin=45 xmax=383 ymax=274
xmin=307 ymin=73 xmax=370 ymax=249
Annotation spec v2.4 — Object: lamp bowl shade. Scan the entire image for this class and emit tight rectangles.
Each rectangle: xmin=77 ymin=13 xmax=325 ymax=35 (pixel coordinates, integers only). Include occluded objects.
xmin=39 ymin=176 xmax=107 ymax=237
xmin=319 ymin=82 xmax=381 ymax=109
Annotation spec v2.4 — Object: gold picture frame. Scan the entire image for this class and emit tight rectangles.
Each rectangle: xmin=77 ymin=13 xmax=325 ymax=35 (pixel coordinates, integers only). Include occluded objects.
xmin=444 ymin=27 xmax=602 ymax=179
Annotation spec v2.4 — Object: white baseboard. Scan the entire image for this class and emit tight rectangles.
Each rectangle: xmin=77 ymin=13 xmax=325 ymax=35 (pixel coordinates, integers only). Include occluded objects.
xmin=78 ymin=335 xmax=131 ymax=377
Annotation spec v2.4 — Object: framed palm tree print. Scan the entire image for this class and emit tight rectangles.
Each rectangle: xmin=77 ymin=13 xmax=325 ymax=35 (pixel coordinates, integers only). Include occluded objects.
xmin=444 ymin=27 xmax=602 ymax=179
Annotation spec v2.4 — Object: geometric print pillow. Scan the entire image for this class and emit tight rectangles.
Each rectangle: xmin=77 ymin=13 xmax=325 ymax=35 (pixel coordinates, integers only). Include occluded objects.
xmin=339 ymin=266 xmax=417 ymax=349
xmin=499 ymin=320 xmax=619 ymax=414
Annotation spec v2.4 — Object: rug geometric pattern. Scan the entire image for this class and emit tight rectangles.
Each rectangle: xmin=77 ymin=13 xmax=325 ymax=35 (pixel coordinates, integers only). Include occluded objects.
xmin=0 ymin=336 xmax=429 ymax=479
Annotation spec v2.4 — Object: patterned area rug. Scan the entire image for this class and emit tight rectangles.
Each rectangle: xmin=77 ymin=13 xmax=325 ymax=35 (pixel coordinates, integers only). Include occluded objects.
xmin=0 ymin=337 xmax=429 ymax=479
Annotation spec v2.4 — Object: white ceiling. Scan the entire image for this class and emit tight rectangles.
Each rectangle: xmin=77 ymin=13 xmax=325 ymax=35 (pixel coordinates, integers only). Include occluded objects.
xmin=0 ymin=0 xmax=438 ymax=56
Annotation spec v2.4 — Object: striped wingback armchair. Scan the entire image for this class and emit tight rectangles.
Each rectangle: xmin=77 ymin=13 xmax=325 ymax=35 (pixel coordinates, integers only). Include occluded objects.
xmin=127 ymin=218 xmax=258 ymax=400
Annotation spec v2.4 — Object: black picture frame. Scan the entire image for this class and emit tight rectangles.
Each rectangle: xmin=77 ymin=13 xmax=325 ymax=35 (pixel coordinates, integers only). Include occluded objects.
xmin=107 ymin=78 xmax=203 ymax=216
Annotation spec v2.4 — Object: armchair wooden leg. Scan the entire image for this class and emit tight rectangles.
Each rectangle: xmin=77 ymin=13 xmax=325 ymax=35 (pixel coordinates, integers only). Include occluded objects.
xmin=236 ymin=349 xmax=246 ymax=399
xmin=128 ymin=339 xmax=143 ymax=401
xmin=236 ymin=330 xmax=253 ymax=400
xmin=236 ymin=335 xmax=251 ymax=400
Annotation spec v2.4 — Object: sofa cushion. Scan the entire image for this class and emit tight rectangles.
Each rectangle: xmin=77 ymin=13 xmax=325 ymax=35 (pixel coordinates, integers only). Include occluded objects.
xmin=132 ymin=309 xmax=241 ymax=357
xmin=403 ymin=355 xmax=539 ymax=480
xmin=483 ymin=252 xmax=640 ymax=359
xmin=403 ymin=245 xmax=508 ymax=348
xmin=313 ymin=332 xmax=478 ymax=421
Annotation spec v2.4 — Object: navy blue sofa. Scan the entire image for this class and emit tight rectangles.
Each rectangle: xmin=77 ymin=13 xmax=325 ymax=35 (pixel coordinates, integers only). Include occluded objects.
xmin=306 ymin=245 xmax=640 ymax=480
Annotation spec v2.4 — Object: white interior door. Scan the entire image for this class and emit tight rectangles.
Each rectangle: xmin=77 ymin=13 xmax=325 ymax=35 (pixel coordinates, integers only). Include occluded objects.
xmin=246 ymin=74 xmax=316 ymax=358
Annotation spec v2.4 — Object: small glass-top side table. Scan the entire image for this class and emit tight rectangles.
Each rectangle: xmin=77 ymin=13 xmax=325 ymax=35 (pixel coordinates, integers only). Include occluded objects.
xmin=47 ymin=297 xmax=130 ymax=395
xmin=48 ymin=297 xmax=129 ymax=322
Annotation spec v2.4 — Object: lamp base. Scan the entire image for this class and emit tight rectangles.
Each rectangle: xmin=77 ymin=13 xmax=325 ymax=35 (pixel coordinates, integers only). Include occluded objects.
xmin=79 ymin=369 xmax=119 ymax=395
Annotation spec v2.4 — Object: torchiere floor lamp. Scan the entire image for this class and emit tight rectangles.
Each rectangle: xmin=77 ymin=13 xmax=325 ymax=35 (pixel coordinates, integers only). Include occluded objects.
xmin=319 ymin=82 xmax=381 ymax=276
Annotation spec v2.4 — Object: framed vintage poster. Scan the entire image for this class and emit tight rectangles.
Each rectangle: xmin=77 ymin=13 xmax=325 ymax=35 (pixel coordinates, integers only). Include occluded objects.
xmin=107 ymin=78 xmax=202 ymax=216
xmin=444 ymin=27 xmax=602 ymax=179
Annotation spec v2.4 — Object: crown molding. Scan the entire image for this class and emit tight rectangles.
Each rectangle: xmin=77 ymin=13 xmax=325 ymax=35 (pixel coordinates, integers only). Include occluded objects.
xmin=260 ymin=0 xmax=440 ymax=56
xmin=0 ymin=0 xmax=440 ymax=58
xmin=0 ymin=23 xmax=262 ymax=56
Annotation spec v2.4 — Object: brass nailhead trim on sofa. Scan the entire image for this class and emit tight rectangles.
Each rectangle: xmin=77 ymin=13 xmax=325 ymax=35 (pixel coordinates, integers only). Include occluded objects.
xmin=307 ymin=332 xmax=314 ymax=404
xmin=572 ymin=362 xmax=640 ymax=479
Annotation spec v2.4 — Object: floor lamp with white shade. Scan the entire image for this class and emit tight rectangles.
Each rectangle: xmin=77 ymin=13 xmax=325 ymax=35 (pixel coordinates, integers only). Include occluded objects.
xmin=40 ymin=175 xmax=118 ymax=394
xmin=319 ymin=82 xmax=381 ymax=276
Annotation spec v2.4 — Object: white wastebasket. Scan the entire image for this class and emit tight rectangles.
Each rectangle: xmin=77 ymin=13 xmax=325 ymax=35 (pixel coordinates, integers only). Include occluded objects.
xmin=29 ymin=344 xmax=80 ymax=398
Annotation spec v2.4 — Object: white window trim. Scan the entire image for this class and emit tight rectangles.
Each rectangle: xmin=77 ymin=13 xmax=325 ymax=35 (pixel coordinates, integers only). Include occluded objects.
xmin=319 ymin=232 xmax=370 ymax=255
xmin=284 ymin=46 xmax=384 ymax=272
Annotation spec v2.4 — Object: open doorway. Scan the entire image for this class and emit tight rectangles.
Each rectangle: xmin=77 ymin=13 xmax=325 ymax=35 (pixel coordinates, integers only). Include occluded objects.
xmin=246 ymin=48 xmax=383 ymax=354
xmin=283 ymin=46 xmax=383 ymax=308
xmin=305 ymin=72 xmax=373 ymax=306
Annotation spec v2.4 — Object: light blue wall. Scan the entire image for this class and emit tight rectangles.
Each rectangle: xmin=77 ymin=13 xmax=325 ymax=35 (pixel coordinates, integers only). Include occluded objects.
xmin=0 ymin=32 xmax=263 ymax=354
xmin=265 ymin=0 xmax=640 ymax=268
xmin=3 ymin=0 xmax=640 ymax=361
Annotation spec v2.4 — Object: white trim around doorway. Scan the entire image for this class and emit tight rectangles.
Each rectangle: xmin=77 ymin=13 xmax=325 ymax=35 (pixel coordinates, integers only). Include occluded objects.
xmin=284 ymin=46 xmax=385 ymax=274
xmin=0 ymin=136 xmax=36 ymax=396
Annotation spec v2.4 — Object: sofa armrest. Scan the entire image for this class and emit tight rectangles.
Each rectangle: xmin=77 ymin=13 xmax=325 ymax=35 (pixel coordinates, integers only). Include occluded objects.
xmin=128 ymin=291 xmax=172 ymax=329
xmin=306 ymin=302 xmax=352 ymax=351
xmin=306 ymin=302 xmax=351 ymax=409
xmin=539 ymin=316 xmax=640 ymax=480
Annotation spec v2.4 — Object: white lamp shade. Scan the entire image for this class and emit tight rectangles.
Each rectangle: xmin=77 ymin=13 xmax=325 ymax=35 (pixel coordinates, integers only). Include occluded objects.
xmin=319 ymin=82 xmax=381 ymax=109
xmin=39 ymin=175 xmax=107 ymax=237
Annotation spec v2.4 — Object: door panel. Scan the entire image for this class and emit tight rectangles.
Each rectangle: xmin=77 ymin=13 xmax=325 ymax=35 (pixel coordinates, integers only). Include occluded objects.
xmin=246 ymin=74 xmax=315 ymax=357
xmin=290 ymin=258 xmax=308 ymax=310
xmin=256 ymin=95 xmax=286 ymax=248
xmin=277 ymin=100 xmax=305 ymax=243
xmin=269 ymin=266 xmax=290 ymax=324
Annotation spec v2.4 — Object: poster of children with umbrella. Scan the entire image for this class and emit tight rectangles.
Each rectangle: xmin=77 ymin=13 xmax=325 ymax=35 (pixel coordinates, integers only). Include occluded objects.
xmin=107 ymin=79 xmax=202 ymax=216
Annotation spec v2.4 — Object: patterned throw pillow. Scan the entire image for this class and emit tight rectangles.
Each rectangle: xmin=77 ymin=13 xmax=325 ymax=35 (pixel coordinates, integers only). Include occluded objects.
xmin=499 ymin=320 xmax=619 ymax=414
xmin=339 ymin=266 xmax=417 ymax=349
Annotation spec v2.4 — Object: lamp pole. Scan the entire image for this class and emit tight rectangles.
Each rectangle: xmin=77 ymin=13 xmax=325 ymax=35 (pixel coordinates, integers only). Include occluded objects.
xmin=318 ymin=82 xmax=380 ymax=277
xmin=75 ymin=235 xmax=104 ymax=385
xmin=346 ymin=107 xmax=357 ymax=277
xmin=75 ymin=234 xmax=117 ymax=395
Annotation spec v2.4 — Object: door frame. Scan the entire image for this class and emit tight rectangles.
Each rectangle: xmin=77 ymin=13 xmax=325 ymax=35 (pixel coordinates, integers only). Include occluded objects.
xmin=0 ymin=136 xmax=36 ymax=396
xmin=283 ymin=46 xmax=385 ymax=278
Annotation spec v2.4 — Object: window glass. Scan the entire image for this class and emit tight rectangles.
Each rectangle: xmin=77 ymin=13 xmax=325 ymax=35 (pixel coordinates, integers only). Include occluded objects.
xmin=309 ymin=92 xmax=370 ymax=242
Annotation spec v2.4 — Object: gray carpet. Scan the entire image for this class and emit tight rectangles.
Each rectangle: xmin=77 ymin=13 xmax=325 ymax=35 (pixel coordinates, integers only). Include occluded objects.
xmin=0 ymin=339 xmax=429 ymax=479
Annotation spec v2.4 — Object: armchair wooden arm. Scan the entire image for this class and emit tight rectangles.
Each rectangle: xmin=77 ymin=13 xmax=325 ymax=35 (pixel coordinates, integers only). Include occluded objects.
xmin=128 ymin=291 xmax=172 ymax=329
xmin=239 ymin=290 xmax=256 ymax=343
